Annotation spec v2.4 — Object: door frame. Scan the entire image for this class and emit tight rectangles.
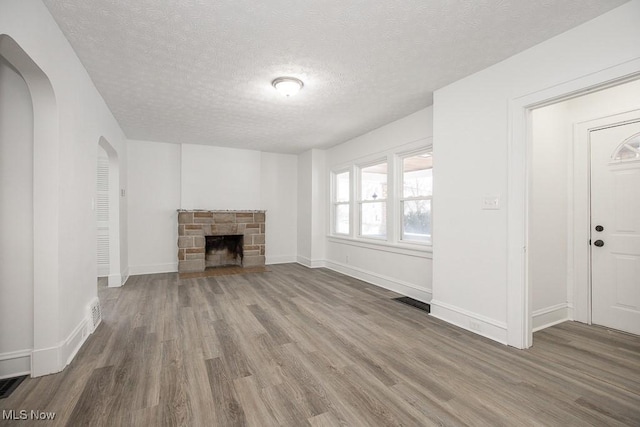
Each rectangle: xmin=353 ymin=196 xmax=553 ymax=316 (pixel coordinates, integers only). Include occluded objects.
xmin=506 ymin=59 xmax=640 ymax=349
xmin=573 ymin=113 xmax=640 ymax=325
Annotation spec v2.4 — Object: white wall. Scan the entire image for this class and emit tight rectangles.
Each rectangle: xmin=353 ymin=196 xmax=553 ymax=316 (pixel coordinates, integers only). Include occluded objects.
xmin=432 ymin=0 xmax=640 ymax=344
xmin=260 ymin=152 xmax=298 ymax=264
xmin=297 ymin=150 xmax=313 ymax=262
xmin=181 ymin=144 xmax=262 ymax=210
xmin=296 ymin=149 xmax=326 ymax=267
xmin=128 ymin=142 xmax=298 ymax=272
xmin=128 ymin=140 xmax=181 ymax=274
xmin=530 ymin=103 xmax=570 ymax=329
xmin=530 ymin=78 xmax=640 ymax=332
xmin=323 ymin=107 xmax=433 ymax=302
xmin=0 ymin=56 xmax=34 ymax=378
xmin=0 ymin=0 xmax=129 ymax=376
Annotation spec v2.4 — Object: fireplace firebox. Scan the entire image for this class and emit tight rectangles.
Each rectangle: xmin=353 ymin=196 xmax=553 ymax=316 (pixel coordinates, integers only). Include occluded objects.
xmin=205 ymin=235 xmax=243 ymax=267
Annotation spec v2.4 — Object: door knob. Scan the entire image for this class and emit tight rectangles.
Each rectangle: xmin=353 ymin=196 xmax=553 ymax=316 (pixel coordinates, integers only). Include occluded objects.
xmin=594 ymin=240 xmax=604 ymax=247
xmin=595 ymin=225 xmax=604 ymax=232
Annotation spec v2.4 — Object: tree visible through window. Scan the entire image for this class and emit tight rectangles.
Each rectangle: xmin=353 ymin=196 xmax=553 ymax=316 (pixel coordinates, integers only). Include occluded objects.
xmin=330 ymin=146 xmax=432 ymax=248
xmin=401 ymin=153 xmax=432 ymax=243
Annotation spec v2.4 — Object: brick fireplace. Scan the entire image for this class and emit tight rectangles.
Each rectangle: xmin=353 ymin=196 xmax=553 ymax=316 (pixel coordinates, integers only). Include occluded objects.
xmin=177 ymin=210 xmax=265 ymax=273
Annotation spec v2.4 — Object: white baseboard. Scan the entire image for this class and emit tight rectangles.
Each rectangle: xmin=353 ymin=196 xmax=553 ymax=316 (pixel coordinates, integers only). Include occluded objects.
xmin=128 ymin=262 xmax=178 ymax=275
xmin=296 ymin=256 xmax=325 ymax=268
xmin=532 ymin=303 xmax=571 ymax=332
xmin=0 ymin=349 xmax=31 ymax=379
xmin=31 ymin=346 xmax=60 ymax=377
xmin=107 ymin=273 xmax=122 ymax=288
xmin=430 ymin=299 xmax=508 ymax=345
xmin=61 ymin=317 xmax=89 ymax=367
xmin=323 ymin=259 xmax=432 ymax=303
xmin=266 ymin=255 xmax=297 ymax=265
xmin=31 ymin=314 xmax=91 ymax=377
xmin=121 ymin=268 xmax=130 ymax=286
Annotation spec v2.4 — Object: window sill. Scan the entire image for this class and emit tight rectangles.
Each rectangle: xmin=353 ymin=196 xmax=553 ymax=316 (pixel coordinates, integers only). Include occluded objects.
xmin=327 ymin=235 xmax=433 ymax=259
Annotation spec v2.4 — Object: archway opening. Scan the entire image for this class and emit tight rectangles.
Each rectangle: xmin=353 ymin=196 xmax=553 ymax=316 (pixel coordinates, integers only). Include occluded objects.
xmin=0 ymin=34 xmax=60 ymax=377
xmin=0 ymin=49 xmax=34 ymax=379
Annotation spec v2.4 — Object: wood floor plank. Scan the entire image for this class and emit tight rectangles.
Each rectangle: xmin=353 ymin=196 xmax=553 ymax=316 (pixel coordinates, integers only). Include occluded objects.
xmin=1 ymin=265 xmax=639 ymax=426
xmin=205 ymin=357 xmax=246 ymax=426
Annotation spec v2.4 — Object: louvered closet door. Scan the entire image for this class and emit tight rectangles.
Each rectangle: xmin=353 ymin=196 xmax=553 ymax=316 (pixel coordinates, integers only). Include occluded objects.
xmin=97 ymin=157 xmax=110 ymax=277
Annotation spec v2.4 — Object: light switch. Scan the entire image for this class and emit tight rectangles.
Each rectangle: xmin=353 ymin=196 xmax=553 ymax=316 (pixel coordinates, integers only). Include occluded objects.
xmin=482 ymin=195 xmax=500 ymax=210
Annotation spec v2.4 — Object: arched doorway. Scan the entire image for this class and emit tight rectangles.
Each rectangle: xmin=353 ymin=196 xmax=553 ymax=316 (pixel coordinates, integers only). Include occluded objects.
xmin=0 ymin=34 xmax=61 ymax=377
xmin=0 ymin=43 xmax=34 ymax=379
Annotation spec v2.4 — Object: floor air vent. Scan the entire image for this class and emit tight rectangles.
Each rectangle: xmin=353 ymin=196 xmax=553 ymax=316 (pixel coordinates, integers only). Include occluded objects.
xmin=0 ymin=375 xmax=28 ymax=399
xmin=88 ymin=298 xmax=102 ymax=332
xmin=394 ymin=296 xmax=430 ymax=313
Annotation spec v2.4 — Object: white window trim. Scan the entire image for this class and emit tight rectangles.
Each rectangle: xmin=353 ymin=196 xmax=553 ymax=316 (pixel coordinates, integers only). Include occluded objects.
xmin=331 ymin=169 xmax=351 ymax=235
xmin=357 ymin=157 xmax=390 ymax=241
xmin=329 ymin=139 xmax=433 ymax=251
xmin=398 ymin=148 xmax=433 ymax=246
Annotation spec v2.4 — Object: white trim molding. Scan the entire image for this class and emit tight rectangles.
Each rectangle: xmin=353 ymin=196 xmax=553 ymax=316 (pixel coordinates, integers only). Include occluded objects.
xmin=532 ymin=303 xmax=572 ymax=332
xmin=296 ymin=256 xmax=325 ymax=269
xmin=121 ymin=267 xmax=130 ymax=286
xmin=31 ymin=312 xmax=93 ymax=377
xmin=107 ymin=273 xmax=122 ymax=288
xmin=323 ymin=259 xmax=432 ymax=303
xmin=266 ymin=255 xmax=297 ymax=265
xmin=327 ymin=236 xmax=432 ymax=259
xmin=0 ymin=349 xmax=31 ymax=379
xmin=127 ymin=262 xmax=178 ymax=276
xmin=507 ymin=59 xmax=640 ymax=350
xmin=430 ymin=299 xmax=508 ymax=344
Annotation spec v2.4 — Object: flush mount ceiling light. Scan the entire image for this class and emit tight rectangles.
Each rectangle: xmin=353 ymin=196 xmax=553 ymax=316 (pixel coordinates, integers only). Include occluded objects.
xmin=272 ymin=77 xmax=304 ymax=97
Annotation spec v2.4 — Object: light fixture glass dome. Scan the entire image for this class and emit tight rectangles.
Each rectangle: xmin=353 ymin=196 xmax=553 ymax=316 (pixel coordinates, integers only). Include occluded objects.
xmin=272 ymin=77 xmax=304 ymax=97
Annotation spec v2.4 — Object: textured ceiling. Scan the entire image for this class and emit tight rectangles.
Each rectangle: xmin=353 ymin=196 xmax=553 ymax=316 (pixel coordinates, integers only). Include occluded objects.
xmin=43 ymin=0 xmax=628 ymax=154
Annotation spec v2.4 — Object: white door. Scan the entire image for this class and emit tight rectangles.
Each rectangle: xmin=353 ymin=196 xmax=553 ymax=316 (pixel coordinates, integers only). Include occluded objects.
xmin=590 ymin=121 xmax=640 ymax=335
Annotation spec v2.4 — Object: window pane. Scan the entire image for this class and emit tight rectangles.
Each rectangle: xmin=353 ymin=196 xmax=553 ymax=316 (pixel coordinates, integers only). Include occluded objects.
xmin=613 ymin=134 xmax=640 ymax=161
xmin=361 ymin=163 xmax=387 ymax=201
xmin=335 ymin=171 xmax=350 ymax=202
xmin=335 ymin=204 xmax=349 ymax=234
xmin=360 ymin=202 xmax=387 ymax=238
xmin=402 ymin=200 xmax=431 ymax=242
xmin=403 ymin=154 xmax=432 ymax=198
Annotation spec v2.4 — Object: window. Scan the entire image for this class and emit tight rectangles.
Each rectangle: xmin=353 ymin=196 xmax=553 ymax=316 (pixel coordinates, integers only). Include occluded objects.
xmin=612 ymin=133 xmax=640 ymax=161
xmin=400 ymin=153 xmax=432 ymax=243
xmin=359 ymin=162 xmax=387 ymax=239
xmin=329 ymin=144 xmax=432 ymax=251
xmin=333 ymin=171 xmax=350 ymax=234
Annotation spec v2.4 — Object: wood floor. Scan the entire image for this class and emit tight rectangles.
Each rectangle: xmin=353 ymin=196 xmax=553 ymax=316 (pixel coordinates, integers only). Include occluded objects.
xmin=1 ymin=264 xmax=639 ymax=426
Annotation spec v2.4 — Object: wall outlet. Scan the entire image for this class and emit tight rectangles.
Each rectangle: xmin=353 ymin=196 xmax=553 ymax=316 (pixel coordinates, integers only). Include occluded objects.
xmin=469 ymin=321 xmax=481 ymax=332
xmin=481 ymin=195 xmax=500 ymax=210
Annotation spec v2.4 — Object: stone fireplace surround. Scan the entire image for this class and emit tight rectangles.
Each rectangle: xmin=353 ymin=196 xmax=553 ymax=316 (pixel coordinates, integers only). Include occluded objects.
xmin=178 ymin=210 xmax=265 ymax=273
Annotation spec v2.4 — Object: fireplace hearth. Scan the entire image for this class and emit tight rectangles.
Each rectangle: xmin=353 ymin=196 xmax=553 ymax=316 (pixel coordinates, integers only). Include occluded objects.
xmin=177 ymin=210 xmax=265 ymax=273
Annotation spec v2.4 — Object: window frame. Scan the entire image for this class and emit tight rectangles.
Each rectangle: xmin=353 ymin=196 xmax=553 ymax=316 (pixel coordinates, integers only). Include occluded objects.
xmin=398 ymin=149 xmax=433 ymax=246
xmin=331 ymin=169 xmax=351 ymax=235
xmin=357 ymin=159 xmax=389 ymax=241
xmin=328 ymin=141 xmax=432 ymax=254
